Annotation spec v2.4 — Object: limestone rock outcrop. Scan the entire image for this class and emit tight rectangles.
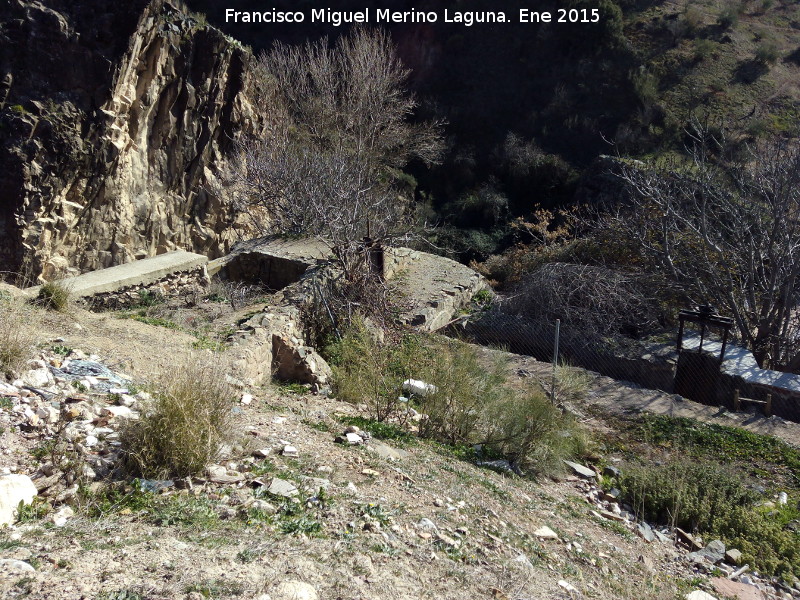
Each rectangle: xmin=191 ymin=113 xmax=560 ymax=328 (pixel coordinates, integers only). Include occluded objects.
xmin=0 ymin=0 xmax=261 ymax=280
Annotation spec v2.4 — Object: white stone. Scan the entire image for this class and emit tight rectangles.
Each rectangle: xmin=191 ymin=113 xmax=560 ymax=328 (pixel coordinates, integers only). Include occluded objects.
xmin=685 ymin=592 xmax=718 ymax=600
xmin=402 ymin=379 xmax=438 ymax=397
xmin=36 ymin=406 xmax=59 ymax=424
xmin=101 ymin=405 xmax=133 ymax=419
xmin=240 ymin=393 xmax=253 ymax=405
xmin=0 ymin=382 xmax=19 ymax=396
xmin=345 ymin=432 xmax=363 ymax=445
xmin=273 ymin=580 xmax=318 ymax=600
xmin=563 ymin=460 xmax=597 ymax=479
xmin=282 ymin=445 xmax=299 ymax=457
xmin=0 ymin=474 xmax=37 ymax=526
xmin=416 ymin=518 xmax=438 ymax=531
xmin=534 ymin=526 xmax=560 ymax=540
xmin=21 ymin=368 xmax=53 ymax=388
xmin=267 ymin=478 xmax=299 ymax=498
xmin=0 ymin=559 xmax=35 ymax=574
xmin=119 ymin=394 xmax=137 ymax=407
xmin=558 ymin=581 xmax=578 ymax=594
xmin=51 ymin=505 xmax=74 ymax=527
xmin=513 ymin=554 xmax=535 ymax=569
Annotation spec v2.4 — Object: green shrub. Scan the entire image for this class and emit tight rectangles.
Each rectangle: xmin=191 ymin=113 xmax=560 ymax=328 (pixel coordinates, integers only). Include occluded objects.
xmin=552 ymin=363 xmax=592 ymax=404
xmin=631 ymin=69 xmax=660 ymax=110
xmin=635 ymin=415 xmax=800 ymax=481
xmin=120 ymin=362 xmax=235 ymax=478
xmin=682 ymin=5 xmax=703 ymax=34
xmin=484 ymin=383 xmax=586 ymax=475
xmin=327 ymin=319 xmax=432 ymax=421
xmin=718 ymin=3 xmax=744 ymax=30
xmin=36 ymin=280 xmax=71 ymax=311
xmin=619 ymin=459 xmax=800 ymax=577
xmin=330 ymin=321 xmax=584 ymax=474
xmin=415 ymin=339 xmax=507 ymax=445
xmin=135 ymin=289 xmax=164 ymax=307
xmin=693 ymin=39 xmax=716 ymax=62
xmin=620 ymin=461 xmax=756 ymax=531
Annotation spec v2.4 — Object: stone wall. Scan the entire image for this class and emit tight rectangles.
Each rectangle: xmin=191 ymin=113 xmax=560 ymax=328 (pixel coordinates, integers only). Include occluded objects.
xmin=84 ymin=265 xmax=209 ymax=310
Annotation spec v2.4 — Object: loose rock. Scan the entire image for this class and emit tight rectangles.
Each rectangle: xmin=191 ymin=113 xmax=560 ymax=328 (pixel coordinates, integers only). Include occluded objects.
xmin=0 ymin=474 xmax=37 ymax=526
xmin=272 ymin=580 xmax=318 ymax=600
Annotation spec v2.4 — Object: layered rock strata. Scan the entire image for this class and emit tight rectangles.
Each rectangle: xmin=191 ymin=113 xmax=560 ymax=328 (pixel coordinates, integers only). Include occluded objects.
xmin=0 ymin=0 xmax=260 ymax=280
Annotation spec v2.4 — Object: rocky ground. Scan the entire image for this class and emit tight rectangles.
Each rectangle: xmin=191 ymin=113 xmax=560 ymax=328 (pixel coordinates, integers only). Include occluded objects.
xmin=0 ymin=290 xmax=799 ymax=600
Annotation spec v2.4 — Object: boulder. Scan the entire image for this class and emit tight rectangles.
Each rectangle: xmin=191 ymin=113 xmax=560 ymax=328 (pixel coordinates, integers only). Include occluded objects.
xmin=711 ymin=578 xmax=766 ymax=600
xmin=272 ymin=336 xmax=332 ymax=387
xmin=563 ymin=460 xmax=596 ymax=479
xmin=0 ymin=474 xmax=37 ymax=525
xmin=689 ymin=539 xmax=726 ymax=565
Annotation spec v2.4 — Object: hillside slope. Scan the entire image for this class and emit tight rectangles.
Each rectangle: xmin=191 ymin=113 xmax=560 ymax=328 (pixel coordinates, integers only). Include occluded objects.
xmin=1 ymin=290 xmax=799 ymax=599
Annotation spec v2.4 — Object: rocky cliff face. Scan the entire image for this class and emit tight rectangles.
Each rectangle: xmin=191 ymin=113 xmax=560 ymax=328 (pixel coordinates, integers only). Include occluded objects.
xmin=0 ymin=0 xmax=260 ymax=281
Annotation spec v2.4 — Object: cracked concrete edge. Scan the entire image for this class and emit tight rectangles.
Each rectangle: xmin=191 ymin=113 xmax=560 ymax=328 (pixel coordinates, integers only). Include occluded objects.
xmin=25 ymin=251 xmax=208 ymax=298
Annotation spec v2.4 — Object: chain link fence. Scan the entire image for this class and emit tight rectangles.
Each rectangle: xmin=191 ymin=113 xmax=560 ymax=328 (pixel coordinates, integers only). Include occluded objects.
xmin=447 ymin=308 xmax=800 ymax=423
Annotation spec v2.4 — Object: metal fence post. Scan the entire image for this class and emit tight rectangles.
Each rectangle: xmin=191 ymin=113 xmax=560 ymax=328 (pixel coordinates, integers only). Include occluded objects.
xmin=552 ymin=319 xmax=560 ymax=404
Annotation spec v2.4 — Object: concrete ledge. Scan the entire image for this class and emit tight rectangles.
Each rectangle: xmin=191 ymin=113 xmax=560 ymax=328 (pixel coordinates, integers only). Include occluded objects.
xmin=27 ymin=251 xmax=208 ymax=298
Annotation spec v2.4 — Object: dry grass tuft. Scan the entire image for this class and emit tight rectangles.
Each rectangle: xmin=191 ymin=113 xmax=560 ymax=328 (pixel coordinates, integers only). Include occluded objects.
xmin=120 ymin=360 xmax=236 ymax=478
xmin=36 ymin=280 xmax=72 ymax=311
xmin=0 ymin=292 xmax=37 ymax=376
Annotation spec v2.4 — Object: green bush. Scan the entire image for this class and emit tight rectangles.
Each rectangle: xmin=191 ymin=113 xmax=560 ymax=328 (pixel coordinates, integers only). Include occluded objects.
xmin=135 ymin=289 xmax=164 ymax=307
xmin=484 ymin=383 xmax=586 ymax=475
xmin=415 ymin=339 xmax=507 ymax=446
xmin=36 ymin=280 xmax=71 ymax=311
xmin=718 ymin=3 xmax=744 ymax=30
xmin=682 ymin=5 xmax=703 ymax=34
xmin=693 ymin=39 xmax=716 ymax=62
xmin=329 ymin=322 xmax=585 ymax=475
xmin=619 ymin=460 xmax=800 ymax=577
xmin=620 ymin=461 xmax=756 ymax=531
xmin=326 ymin=319 xmax=432 ymax=421
xmin=120 ymin=362 xmax=235 ymax=478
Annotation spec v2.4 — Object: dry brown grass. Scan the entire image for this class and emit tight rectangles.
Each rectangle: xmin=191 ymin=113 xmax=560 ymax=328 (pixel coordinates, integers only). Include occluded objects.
xmin=35 ymin=279 xmax=72 ymax=311
xmin=120 ymin=359 xmax=237 ymax=478
xmin=0 ymin=292 xmax=37 ymax=376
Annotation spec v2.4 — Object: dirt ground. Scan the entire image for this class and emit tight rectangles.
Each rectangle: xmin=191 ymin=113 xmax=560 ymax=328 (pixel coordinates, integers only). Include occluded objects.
xmin=0 ymin=297 xmax=792 ymax=599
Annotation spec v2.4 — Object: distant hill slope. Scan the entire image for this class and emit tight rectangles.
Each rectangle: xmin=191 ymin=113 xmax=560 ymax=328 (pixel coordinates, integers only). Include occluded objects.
xmin=190 ymin=0 xmax=800 ymax=259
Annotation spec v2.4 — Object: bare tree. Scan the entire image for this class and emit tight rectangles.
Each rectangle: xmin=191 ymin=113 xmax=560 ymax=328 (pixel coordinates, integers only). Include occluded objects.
xmin=606 ymin=125 xmax=800 ymax=369
xmin=231 ymin=28 xmax=443 ymax=281
xmin=505 ymin=262 xmax=661 ymax=340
